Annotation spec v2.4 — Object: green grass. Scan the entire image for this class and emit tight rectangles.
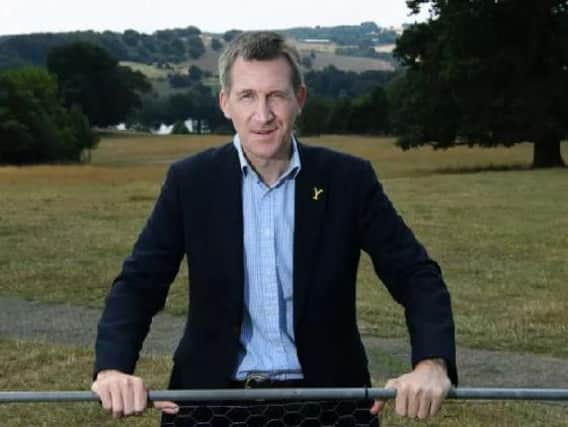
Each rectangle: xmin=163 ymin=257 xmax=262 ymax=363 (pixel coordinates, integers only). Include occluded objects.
xmin=1 ymin=135 xmax=567 ymax=361
xmin=1 ymin=339 xmax=567 ymax=426
xmin=0 ymin=339 xmax=170 ymax=426
xmin=357 ymin=167 xmax=568 ymax=358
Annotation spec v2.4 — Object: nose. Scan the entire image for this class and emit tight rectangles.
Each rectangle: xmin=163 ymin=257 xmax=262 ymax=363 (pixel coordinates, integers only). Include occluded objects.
xmin=253 ymin=98 xmax=274 ymax=123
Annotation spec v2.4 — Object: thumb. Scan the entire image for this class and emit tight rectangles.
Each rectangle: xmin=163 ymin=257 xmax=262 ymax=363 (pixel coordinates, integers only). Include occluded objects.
xmin=370 ymin=400 xmax=384 ymax=415
xmin=153 ymin=400 xmax=180 ymax=415
xmin=371 ymin=378 xmax=397 ymax=415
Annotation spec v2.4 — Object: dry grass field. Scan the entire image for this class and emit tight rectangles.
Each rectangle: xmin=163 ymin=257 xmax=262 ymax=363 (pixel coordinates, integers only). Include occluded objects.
xmin=2 ymin=339 xmax=568 ymax=427
xmin=1 ymin=134 xmax=567 ymax=425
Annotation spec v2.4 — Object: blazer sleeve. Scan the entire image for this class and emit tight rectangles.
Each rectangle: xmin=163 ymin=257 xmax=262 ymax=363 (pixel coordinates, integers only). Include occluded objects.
xmin=94 ymin=164 xmax=185 ymax=376
xmin=356 ymin=160 xmax=458 ymax=385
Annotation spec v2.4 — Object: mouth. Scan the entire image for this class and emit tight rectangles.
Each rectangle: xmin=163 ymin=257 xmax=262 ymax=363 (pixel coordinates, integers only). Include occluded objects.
xmin=252 ymin=128 xmax=277 ymax=136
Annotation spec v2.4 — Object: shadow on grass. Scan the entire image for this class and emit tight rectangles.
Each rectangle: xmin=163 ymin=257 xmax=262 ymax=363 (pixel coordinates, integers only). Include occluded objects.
xmin=434 ymin=163 xmax=532 ymax=175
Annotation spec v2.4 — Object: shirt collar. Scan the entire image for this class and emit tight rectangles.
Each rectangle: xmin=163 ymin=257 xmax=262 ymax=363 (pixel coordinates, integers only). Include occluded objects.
xmin=232 ymin=134 xmax=302 ymax=182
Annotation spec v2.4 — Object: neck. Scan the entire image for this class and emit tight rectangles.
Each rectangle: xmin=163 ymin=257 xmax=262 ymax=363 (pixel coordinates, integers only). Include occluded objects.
xmin=242 ymin=144 xmax=292 ymax=187
xmin=252 ymin=158 xmax=290 ymax=186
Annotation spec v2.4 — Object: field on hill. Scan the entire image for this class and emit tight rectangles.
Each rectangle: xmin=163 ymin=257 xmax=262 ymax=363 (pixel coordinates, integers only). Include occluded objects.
xmin=120 ymin=38 xmax=394 ymax=97
xmin=0 ymin=134 xmax=567 ymax=425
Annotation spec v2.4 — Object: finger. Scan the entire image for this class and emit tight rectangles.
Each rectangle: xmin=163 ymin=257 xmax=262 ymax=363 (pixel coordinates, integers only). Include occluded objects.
xmin=109 ymin=381 xmax=124 ymax=418
xmin=121 ymin=378 xmax=135 ymax=416
xmin=395 ymin=384 xmax=408 ymax=417
xmin=406 ymin=385 xmax=421 ymax=418
xmin=370 ymin=400 xmax=383 ymax=415
xmin=154 ymin=400 xmax=180 ymax=415
xmin=373 ymin=378 xmax=397 ymax=414
xmin=429 ymin=393 xmax=444 ymax=417
xmin=132 ymin=378 xmax=148 ymax=414
xmin=92 ymin=383 xmax=112 ymax=412
xmin=417 ymin=394 xmax=432 ymax=419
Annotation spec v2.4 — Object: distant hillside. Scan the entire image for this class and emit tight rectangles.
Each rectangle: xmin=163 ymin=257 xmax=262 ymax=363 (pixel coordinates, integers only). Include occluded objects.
xmin=280 ymin=21 xmax=398 ymax=46
xmin=0 ymin=22 xmax=398 ymax=72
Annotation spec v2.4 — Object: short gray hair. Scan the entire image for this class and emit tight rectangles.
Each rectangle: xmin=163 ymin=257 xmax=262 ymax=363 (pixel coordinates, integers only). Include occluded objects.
xmin=218 ymin=31 xmax=304 ymax=92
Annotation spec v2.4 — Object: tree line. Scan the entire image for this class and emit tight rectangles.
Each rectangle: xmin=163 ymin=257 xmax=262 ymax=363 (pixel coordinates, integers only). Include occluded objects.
xmin=2 ymin=0 xmax=566 ymax=168
xmin=0 ymin=27 xmax=209 ymax=69
xmin=0 ymin=42 xmax=149 ymax=164
xmin=128 ymin=65 xmax=394 ymax=137
xmin=391 ymin=0 xmax=567 ymax=168
xmin=0 ymin=23 xmax=398 ymax=70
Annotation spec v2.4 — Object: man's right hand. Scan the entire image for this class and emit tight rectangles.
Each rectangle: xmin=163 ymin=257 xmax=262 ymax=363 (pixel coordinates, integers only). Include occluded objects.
xmin=91 ymin=370 xmax=179 ymax=418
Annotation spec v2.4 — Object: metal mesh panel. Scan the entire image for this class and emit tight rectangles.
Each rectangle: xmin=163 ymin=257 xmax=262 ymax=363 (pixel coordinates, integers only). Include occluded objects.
xmin=161 ymin=400 xmax=379 ymax=426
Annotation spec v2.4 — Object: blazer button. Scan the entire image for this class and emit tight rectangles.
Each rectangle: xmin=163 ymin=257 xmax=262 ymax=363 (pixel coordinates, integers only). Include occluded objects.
xmin=232 ymin=325 xmax=240 ymax=337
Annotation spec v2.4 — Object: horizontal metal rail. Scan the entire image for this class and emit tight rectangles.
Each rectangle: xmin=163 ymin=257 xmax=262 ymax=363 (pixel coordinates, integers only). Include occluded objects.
xmin=1 ymin=388 xmax=568 ymax=403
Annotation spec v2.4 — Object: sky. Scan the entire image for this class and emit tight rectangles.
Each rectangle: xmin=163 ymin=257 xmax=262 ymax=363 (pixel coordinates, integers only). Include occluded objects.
xmin=0 ymin=0 xmax=430 ymax=36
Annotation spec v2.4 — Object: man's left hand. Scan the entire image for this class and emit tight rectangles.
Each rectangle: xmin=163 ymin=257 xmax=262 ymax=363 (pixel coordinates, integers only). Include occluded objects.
xmin=370 ymin=358 xmax=451 ymax=419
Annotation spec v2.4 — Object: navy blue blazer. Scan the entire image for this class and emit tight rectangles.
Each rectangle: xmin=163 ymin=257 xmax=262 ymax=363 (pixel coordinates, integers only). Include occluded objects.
xmin=95 ymin=142 xmax=458 ymax=388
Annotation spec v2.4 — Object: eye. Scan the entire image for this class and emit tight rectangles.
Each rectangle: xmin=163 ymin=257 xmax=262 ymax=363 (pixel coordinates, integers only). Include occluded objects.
xmin=239 ymin=92 xmax=254 ymax=102
xmin=268 ymin=92 xmax=290 ymax=105
xmin=270 ymin=92 xmax=287 ymax=100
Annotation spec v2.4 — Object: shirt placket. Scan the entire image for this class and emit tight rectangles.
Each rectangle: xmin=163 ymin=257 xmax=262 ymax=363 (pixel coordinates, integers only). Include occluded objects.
xmin=257 ymin=183 xmax=281 ymax=369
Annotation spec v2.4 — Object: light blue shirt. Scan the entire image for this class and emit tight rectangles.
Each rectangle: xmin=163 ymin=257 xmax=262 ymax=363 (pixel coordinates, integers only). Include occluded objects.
xmin=232 ymin=134 xmax=304 ymax=380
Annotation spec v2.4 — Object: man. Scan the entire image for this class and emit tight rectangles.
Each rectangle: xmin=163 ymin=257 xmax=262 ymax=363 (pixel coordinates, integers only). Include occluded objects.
xmin=92 ymin=31 xmax=457 ymax=424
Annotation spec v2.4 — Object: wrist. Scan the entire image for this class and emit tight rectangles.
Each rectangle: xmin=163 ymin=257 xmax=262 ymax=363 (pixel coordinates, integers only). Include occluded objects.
xmin=416 ymin=358 xmax=448 ymax=373
xmin=96 ymin=369 xmax=123 ymax=380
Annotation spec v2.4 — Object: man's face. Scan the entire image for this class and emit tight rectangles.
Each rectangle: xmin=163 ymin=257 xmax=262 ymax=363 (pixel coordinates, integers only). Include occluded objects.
xmin=219 ymin=56 xmax=307 ymax=164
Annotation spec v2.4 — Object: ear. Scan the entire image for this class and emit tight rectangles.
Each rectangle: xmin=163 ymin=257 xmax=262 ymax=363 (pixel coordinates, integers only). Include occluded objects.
xmin=219 ymin=89 xmax=232 ymax=119
xmin=295 ymin=85 xmax=308 ymax=111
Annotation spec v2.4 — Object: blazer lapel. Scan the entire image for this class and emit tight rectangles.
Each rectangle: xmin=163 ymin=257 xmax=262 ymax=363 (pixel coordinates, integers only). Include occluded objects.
xmin=294 ymin=143 xmax=327 ymax=330
xmin=212 ymin=144 xmax=244 ymax=312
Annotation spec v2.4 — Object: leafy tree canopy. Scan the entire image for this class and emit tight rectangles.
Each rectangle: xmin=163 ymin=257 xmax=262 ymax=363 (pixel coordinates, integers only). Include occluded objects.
xmin=222 ymin=30 xmax=242 ymax=42
xmin=0 ymin=67 xmax=97 ymax=164
xmin=391 ymin=0 xmax=567 ymax=167
xmin=211 ymin=38 xmax=223 ymax=51
xmin=47 ymin=42 xmax=151 ymax=127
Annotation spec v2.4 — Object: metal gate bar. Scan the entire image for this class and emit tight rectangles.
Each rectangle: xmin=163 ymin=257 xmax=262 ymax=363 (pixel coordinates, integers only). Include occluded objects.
xmin=1 ymin=388 xmax=568 ymax=403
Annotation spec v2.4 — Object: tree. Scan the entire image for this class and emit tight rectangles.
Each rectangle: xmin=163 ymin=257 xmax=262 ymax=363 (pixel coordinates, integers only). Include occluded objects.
xmin=123 ymin=29 xmax=140 ymax=47
xmin=0 ymin=67 xmax=97 ymax=164
xmin=170 ymin=39 xmax=186 ymax=55
xmin=172 ymin=120 xmax=190 ymax=134
xmin=178 ymin=26 xmax=201 ymax=37
xmin=211 ymin=38 xmax=223 ymax=51
xmin=300 ymin=55 xmax=313 ymax=69
xmin=187 ymin=36 xmax=205 ymax=59
xmin=223 ymin=30 xmax=242 ymax=42
xmin=47 ymin=42 xmax=150 ymax=127
xmin=168 ymin=73 xmax=192 ymax=88
xmin=296 ymin=96 xmax=332 ymax=136
xmin=188 ymin=65 xmax=203 ymax=81
xmin=391 ymin=0 xmax=567 ymax=168
xmin=348 ymin=86 xmax=389 ymax=135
